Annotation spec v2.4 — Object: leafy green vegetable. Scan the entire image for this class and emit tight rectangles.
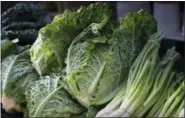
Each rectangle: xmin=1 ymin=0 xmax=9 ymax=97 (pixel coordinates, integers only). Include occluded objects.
xmin=1 ymin=29 xmax=38 ymax=44
xmin=158 ymin=82 xmax=184 ymax=117
xmin=2 ymin=22 xmax=44 ymax=31
xmin=1 ymin=39 xmax=19 ymax=59
xmin=132 ymin=48 xmax=182 ymax=117
xmin=30 ymin=2 xmax=111 ymax=76
xmin=146 ymin=73 xmax=184 ymax=117
xmin=1 ymin=3 xmax=43 ymax=27
xmin=96 ymin=33 xmax=163 ymax=117
xmin=66 ymin=10 xmax=157 ymax=108
xmin=1 ymin=3 xmax=49 ymax=45
xmin=96 ymin=33 xmax=183 ymax=117
xmin=1 ymin=39 xmax=32 ymax=61
xmin=1 ymin=49 xmax=39 ymax=112
xmin=66 ymin=22 xmax=121 ymax=108
xmin=25 ymin=74 xmax=85 ymax=117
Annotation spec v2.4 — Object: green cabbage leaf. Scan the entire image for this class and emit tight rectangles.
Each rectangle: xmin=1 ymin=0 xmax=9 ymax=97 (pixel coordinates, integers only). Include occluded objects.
xmin=66 ymin=10 xmax=157 ymax=108
xmin=25 ymin=74 xmax=85 ymax=117
xmin=30 ymin=3 xmax=111 ymax=76
xmin=1 ymin=49 xmax=39 ymax=112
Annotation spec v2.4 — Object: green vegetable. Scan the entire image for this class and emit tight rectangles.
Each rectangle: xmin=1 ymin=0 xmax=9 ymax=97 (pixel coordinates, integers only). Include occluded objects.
xmin=132 ymin=48 xmax=182 ymax=117
xmin=66 ymin=10 xmax=157 ymax=108
xmin=1 ymin=3 xmax=42 ymax=27
xmin=1 ymin=3 xmax=48 ymax=45
xmin=30 ymin=3 xmax=111 ymax=76
xmin=146 ymin=75 xmax=182 ymax=117
xmin=1 ymin=29 xmax=38 ymax=45
xmin=155 ymin=73 xmax=184 ymax=117
xmin=1 ymin=49 xmax=39 ymax=112
xmin=2 ymin=22 xmax=44 ymax=31
xmin=25 ymin=74 xmax=85 ymax=117
xmin=178 ymin=108 xmax=184 ymax=117
xmin=1 ymin=39 xmax=20 ymax=59
xmin=96 ymin=33 xmax=163 ymax=117
xmin=96 ymin=33 xmax=183 ymax=117
xmin=159 ymin=82 xmax=184 ymax=117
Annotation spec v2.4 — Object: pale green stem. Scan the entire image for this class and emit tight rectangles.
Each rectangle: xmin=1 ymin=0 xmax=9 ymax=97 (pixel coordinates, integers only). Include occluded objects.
xmin=159 ymin=83 xmax=184 ymax=117
xmin=174 ymin=100 xmax=184 ymax=117
xmin=96 ymin=96 xmax=123 ymax=117
xmin=120 ymin=79 xmax=145 ymax=109
xmin=163 ymin=91 xmax=184 ymax=117
xmin=125 ymin=60 xmax=150 ymax=100
xmin=146 ymin=89 xmax=168 ymax=117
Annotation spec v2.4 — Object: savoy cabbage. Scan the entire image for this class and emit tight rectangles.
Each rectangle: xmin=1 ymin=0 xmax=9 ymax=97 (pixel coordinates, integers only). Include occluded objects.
xmin=25 ymin=74 xmax=85 ymax=117
xmin=1 ymin=49 xmax=39 ymax=112
xmin=66 ymin=10 xmax=157 ymax=108
xmin=30 ymin=3 xmax=111 ymax=76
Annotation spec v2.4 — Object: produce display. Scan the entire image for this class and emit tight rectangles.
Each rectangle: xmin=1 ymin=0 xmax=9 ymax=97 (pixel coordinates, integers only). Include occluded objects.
xmin=1 ymin=2 xmax=184 ymax=117
xmin=1 ymin=3 xmax=53 ymax=45
xmin=96 ymin=34 xmax=184 ymax=117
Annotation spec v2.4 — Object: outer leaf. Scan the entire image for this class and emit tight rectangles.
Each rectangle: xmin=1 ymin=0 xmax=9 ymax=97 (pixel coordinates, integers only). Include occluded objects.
xmin=30 ymin=2 xmax=111 ymax=76
xmin=25 ymin=74 xmax=85 ymax=117
xmin=1 ymin=39 xmax=25 ymax=59
xmin=66 ymin=10 xmax=157 ymax=108
xmin=118 ymin=9 xmax=157 ymax=67
xmin=1 ymin=49 xmax=39 ymax=112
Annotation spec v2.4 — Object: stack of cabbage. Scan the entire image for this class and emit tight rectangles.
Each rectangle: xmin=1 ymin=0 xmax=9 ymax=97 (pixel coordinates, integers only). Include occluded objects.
xmin=1 ymin=3 xmax=184 ymax=117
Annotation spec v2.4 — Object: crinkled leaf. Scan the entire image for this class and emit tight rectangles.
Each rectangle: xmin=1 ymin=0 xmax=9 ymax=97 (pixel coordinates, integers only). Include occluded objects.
xmin=30 ymin=2 xmax=111 ymax=76
xmin=1 ymin=49 xmax=39 ymax=112
xmin=66 ymin=10 xmax=157 ymax=108
xmin=25 ymin=74 xmax=85 ymax=117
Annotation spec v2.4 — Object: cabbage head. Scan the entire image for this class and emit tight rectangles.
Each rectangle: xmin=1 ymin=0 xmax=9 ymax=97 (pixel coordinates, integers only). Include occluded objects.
xmin=25 ymin=74 xmax=85 ymax=117
xmin=1 ymin=49 xmax=39 ymax=112
xmin=30 ymin=3 xmax=111 ymax=76
xmin=66 ymin=10 xmax=157 ymax=108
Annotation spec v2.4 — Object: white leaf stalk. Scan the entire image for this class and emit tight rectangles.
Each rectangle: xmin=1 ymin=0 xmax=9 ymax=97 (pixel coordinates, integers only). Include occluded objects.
xmin=178 ymin=108 xmax=184 ymax=117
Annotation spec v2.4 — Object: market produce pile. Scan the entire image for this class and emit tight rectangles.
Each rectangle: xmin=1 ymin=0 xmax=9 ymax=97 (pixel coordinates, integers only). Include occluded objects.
xmin=1 ymin=3 xmax=184 ymax=117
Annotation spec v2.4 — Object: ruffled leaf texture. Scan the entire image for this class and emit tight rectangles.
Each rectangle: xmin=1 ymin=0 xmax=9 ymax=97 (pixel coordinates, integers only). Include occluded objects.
xmin=30 ymin=2 xmax=112 ymax=76
xmin=1 ymin=49 xmax=39 ymax=112
xmin=25 ymin=74 xmax=85 ymax=117
xmin=66 ymin=10 xmax=157 ymax=108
